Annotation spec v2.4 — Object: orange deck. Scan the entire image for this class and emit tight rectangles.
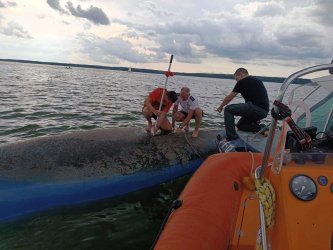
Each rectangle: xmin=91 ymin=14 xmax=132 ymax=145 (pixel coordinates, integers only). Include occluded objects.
xmin=155 ymin=152 xmax=333 ymax=249
xmin=267 ymin=154 xmax=333 ymax=249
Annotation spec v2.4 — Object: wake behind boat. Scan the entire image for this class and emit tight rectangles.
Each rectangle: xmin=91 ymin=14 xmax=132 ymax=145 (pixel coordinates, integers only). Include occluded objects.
xmin=154 ymin=62 xmax=333 ymax=249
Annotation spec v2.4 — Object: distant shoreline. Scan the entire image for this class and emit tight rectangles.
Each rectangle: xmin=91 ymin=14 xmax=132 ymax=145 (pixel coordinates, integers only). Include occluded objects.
xmin=0 ymin=59 xmax=310 ymax=84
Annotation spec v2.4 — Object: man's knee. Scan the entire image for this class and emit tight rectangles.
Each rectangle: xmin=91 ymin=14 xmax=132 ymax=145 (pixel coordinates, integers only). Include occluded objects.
xmin=143 ymin=107 xmax=151 ymax=116
xmin=224 ymin=104 xmax=238 ymax=114
xmin=173 ymin=112 xmax=185 ymax=121
xmin=237 ymin=120 xmax=260 ymax=132
xmin=194 ymin=108 xmax=203 ymax=118
xmin=142 ymin=106 xmax=147 ymax=113
xmin=224 ymin=105 xmax=231 ymax=112
xmin=224 ymin=105 xmax=236 ymax=119
xmin=236 ymin=122 xmax=247 ymax=130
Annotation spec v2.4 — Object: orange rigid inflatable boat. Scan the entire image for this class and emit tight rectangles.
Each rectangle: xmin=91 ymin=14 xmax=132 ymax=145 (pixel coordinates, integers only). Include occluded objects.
xmin=155 ymin=152 xmax=265 ymax=249
xmin=154 ymin=62 xmax=333 ymax=249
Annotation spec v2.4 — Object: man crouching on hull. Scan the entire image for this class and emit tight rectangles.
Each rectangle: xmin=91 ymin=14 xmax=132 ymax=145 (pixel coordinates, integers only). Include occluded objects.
xmin=172 ymin=87 xmax=203 ymax=138
xmin=143 ymin=87 xmax=178 ymax=134
xmin=216 ymin=68 xmax=269 ymax=141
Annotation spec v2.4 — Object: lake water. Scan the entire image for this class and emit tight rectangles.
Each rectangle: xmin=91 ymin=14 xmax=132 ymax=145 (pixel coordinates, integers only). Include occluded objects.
xmin=0 ymin=62 xmax=283 ymax=249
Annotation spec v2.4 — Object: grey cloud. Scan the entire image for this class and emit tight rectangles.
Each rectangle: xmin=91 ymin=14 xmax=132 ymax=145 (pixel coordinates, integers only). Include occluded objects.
xmin=122 ymin=31 xmax=140 ymax=39
xmin=80 ymin=1 xmax=332 ymax=67
xmin=200 ymin=17 xmax=331 ymax=62
xmin=153 ymin=34 xmax=204 ymax=64
xmin=1 ymin=22 xmax=32 ymax=38
xmin=118 ymin=0 xmax=218 ymax=20
xmin=66 ymin=2 xmax=110 ymax=25
xmin=6 ymin=1 xmax=15 ymax=7
xmin=274 ymin=27 xmax=330 ymax=59
xmin=46 ymin=0 xmax=110 ymax=25
xmin=147 ymin=31 xmax=156 ymax=37
xmin=0 ymin=0 xmax=16 ymax=8
xmin=46 ymin=0 xmax=68 ymax=14
xmin=145 ymin=19 xmax=232 ymax=60
xmin=310 ymin=0 xmax=333 ymax=27
xmin=254 ymin=3 xmax=285 ymax=17
xmin=62 ymin=20 xmax=71 ymax=25
xmin=138 ymin=1 xmax=174 ymax=18
xmin=112 ymin=18 xmax=203 ymax=63
xmin=112 ymin=18 xmax=147 ymax=30
xmin=115 ymin=18 xmax=263 ymax=62
xmin=127 ymin=13 xmax=331 ymax=65
xmin=77 ymin=33 xmax=153 ymax=64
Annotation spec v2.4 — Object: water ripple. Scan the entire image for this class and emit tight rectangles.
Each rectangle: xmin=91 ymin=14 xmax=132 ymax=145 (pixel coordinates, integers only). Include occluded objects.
xmin=0 ymin=61 xmax=284 ymax=144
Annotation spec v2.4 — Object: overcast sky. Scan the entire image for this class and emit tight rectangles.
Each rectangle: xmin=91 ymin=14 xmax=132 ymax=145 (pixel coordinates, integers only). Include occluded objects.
xmin=0 ymin=0 xmax=332 ymax=77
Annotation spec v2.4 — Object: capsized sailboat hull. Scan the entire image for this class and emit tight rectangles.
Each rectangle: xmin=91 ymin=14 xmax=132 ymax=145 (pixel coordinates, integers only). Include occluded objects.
xmin=0 ymin=127 xmax=218 ymax=222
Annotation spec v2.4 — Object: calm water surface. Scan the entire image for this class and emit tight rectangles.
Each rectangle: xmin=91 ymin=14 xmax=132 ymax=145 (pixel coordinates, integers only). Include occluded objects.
xmin=0 ymin=62 xmax=283 ymax=249
xmin=0 ymin=61 xmax=280 ymax=144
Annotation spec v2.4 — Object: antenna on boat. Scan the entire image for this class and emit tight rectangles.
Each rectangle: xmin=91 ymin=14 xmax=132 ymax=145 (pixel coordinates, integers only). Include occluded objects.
xmin=329 ymin=60 xmax=333 ymax=75
xmin=152 ymin=54 xmax=174 ymax=135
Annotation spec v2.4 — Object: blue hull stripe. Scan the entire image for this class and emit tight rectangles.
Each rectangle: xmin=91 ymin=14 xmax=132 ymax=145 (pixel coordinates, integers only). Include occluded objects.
xmin=0 ymin=159 xmax=202 ymax=223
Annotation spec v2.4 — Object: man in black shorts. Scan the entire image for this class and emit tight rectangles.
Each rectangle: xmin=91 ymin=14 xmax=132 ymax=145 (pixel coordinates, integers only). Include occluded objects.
xmin=216 ymin=68 xmax=269 ymax=141
xmin=172 ymin=87 xmax=203 ymax=138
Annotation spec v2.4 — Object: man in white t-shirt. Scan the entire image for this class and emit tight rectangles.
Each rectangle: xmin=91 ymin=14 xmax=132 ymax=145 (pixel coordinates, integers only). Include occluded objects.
xmin=172 ymin=87 xmax=203 ymax=138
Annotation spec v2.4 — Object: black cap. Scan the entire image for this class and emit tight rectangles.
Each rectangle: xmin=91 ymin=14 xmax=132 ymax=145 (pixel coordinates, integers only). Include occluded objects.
xmin=167 ymin=91 xmax=178 ymax=103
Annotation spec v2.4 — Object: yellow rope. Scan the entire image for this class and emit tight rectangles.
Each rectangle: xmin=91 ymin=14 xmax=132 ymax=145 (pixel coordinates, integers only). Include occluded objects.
xmin=255 ymin=178 xmax=276 ymax=229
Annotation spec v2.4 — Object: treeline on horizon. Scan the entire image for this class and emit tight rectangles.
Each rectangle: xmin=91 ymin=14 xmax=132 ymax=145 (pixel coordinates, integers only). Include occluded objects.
xmin=0 ymin=59 xmax=310 ymax=84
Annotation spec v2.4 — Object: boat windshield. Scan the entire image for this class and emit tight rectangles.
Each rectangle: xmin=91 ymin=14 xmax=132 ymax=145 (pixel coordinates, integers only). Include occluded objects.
xmin=292 ymin=86 xmax=333 ymax=134
xmin=263 ymin=65 xmax=333 ymax=175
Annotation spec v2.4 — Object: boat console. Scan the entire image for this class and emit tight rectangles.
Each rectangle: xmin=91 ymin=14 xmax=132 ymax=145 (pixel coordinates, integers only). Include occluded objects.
xmin=285 ymin=126 xmax=333 ymax=163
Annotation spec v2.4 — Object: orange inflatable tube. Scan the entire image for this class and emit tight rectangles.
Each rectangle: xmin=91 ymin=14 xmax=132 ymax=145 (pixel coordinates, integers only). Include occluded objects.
xmin=154 ymin=152 xmax=264 ymax=250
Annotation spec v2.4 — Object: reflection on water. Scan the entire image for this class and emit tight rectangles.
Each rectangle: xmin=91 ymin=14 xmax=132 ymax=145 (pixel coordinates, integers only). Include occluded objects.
xmin=0 ymin=175 xmax=190 ymax=250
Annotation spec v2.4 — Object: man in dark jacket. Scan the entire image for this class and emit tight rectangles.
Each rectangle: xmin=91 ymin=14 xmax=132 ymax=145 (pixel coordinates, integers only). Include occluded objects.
xmin=217 ymin=68 xmax=269 ymax=141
